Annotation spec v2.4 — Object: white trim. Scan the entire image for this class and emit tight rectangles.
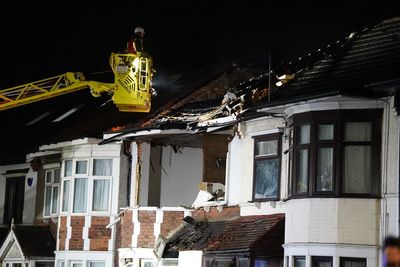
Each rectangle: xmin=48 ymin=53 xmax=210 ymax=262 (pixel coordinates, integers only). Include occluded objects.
xmin=132 ymin=209 xmax=140 ymax=248
xmin=26 ymin=151 xmax=61 ymax=162
xmin=3 ymin=173 xmax=27 ymax=178
xmin=43 ymin=163 xmax=61 ymax=169
xmin=247 ymin=128 xmax=283 ymax=137
xmin=39 ymin=138 xmax=101 ymax=151
xmin=0 ymin=230 xmax=26 ymax=261
xmin=83 ymin=216 xmax=91 ymax=251
xmin=55 ymin=249 xmax=114 ymax=266
xmin=103 ymin=129 xmax=196 ymax=141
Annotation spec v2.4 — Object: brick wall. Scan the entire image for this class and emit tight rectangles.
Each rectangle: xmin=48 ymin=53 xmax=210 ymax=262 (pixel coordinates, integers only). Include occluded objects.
xmin=121 ymin=210 xmax=133 ymax=248
xmin=161 ymin=211 xmax=184 ymax=237
xmin=137 ymin=210 xmax=156 ymax=248
xmin=119 ymin=209 xmax=188 ymax=249
xmin=89 ymin=217 xmax=111 ymax=251
xmin=58 ymin=216 xmax=67 ymax=250
xmin=193 ymin=205 xmax=240 ymax=221
xmin=69 ymin=216 xmax=85 ymax=250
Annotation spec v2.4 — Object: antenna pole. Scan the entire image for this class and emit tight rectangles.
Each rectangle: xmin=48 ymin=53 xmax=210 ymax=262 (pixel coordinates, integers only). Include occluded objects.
xmin=268 ymin=51 xmax=272 ymax=102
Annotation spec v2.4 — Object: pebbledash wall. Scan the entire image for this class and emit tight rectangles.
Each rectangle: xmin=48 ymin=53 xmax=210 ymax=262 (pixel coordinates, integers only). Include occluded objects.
xmin=48 ymin=139 xmax=129 ymax=267
xmin=225 ymin=96 xmax=399 ymax=267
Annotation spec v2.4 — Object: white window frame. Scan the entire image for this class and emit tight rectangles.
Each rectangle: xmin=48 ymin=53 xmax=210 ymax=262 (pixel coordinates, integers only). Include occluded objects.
xmin=43 ymin=168 xmax=61 ymax=218
xmin=60 ymin=158 xmax=114 ymax=216
xmin=88 ymin=261 xmax=106 ymax=267
xmin=71 ymin=261 xmax=83 ymax=267
xmin=90 ymin=158 xmax=112 ymax=214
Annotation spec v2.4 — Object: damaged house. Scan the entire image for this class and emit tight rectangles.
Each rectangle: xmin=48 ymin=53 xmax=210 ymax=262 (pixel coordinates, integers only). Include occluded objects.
xmin=0 ymin=15 xmax=400 ymax=267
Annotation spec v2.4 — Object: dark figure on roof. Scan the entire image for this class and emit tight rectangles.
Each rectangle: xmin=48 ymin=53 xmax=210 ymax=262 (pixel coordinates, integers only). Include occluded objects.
xmin=126 ymin=26 xmax=145 ymax=54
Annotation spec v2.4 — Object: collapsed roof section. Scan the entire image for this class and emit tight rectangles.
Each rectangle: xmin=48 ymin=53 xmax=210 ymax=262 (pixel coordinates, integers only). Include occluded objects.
xmin=103 ymin=16 xmax=400 ymax=145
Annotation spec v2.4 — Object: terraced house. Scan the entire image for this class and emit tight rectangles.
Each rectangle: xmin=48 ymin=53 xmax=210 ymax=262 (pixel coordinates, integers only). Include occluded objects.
xmin=1 ymin=16 xmax=400 ymax=267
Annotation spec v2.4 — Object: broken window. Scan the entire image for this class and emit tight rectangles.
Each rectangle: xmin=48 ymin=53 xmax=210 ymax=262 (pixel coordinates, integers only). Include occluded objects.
xmin=44 ymin=168 xmax=60 ymax=217
xmin=253 ymin=133 xmax=281 ymax=201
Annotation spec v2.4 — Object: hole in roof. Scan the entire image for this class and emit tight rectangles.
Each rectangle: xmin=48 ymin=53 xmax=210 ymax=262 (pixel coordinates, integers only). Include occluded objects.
xmin=25 ymin=111 xmax=52 ymax=126
xmin=52 ymin=104 xmax=85 ymax=122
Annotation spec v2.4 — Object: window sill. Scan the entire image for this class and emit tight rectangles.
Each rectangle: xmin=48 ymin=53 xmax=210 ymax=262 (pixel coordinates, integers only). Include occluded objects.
xmin=283 ymin=195 xmax=381 ymax=202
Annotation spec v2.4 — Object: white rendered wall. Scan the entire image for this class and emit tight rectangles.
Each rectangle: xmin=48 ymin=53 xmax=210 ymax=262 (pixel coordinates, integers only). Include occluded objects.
xmin=160 ymin=146 xmax=203 ymax=207
xmin=178 ymin=250 xmax=203 ymax=267
xmin=227 ymin=117 xmax=285 ymax=205
xmin=380 ymin=98 xmax=399 ymax=237
xmin=0 ymin=163 xmax=36 ymax=225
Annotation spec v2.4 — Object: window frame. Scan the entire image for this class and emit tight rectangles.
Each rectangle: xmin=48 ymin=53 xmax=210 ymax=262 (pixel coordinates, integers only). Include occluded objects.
xmin=60 ymin=158 xmax=114 ymax=216
xmin=252 ymin=133 xmax=282 ymax=202
xmin=90 ymin=158 xmax=113 ymax=213
xmin=339 ymin=257 xmax=366 ymax=267
xmin=43 ymin=168 xmax=61 ymax=218
xmin=288 ymin=109 xmax=382 ymax=199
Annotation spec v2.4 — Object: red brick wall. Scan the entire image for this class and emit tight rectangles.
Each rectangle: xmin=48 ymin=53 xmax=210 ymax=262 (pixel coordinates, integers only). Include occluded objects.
xmin=89 ymin=217 xmax=111 ymax=251
xmin=193 ymin=205 xmax=240 ymax=220
xmin=137 ymin=210 xmax=156 ymax=248
xmin=58 ymin=217 xmax=67 ymax=250
xmin=69 ymin=216 xmax=85 ymax=250
xmin=161 ymin=211 xmax=184 ymax=237
xmin=121 ymin=210 xmax=134 ymax=248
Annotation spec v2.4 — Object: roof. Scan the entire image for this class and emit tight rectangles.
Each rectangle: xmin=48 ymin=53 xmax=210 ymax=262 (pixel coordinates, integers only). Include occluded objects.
xmin=260 ymin=16 xmax=400 ymax=107
xmin=12 ymin=226 xmax=55 ymax=258
xmin=0 ymin=228 xmax=8 ymax=248
xmin=164 ymin=214 xmax=284 ymax=257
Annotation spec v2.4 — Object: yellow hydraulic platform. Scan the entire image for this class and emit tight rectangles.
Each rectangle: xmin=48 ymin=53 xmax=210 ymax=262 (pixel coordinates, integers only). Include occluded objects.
xmin=0 ymin=53 xmax=153 ymax=112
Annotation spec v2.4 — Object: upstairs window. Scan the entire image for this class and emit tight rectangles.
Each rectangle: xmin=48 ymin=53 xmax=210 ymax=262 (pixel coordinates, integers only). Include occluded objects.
xmin=44 ymin=168 xmax=61 ymax=217
xmin=289 ymin=109 xmax=382 ymax=198
xmin=61 ymin=158 xmax=113 ymax=214
xmin=253 ymin=133 xmax=282 ymax=201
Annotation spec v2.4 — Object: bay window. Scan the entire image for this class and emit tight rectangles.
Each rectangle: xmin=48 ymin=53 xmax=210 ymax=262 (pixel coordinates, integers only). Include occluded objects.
xmin=253 ymin=133 xmax=282 ymax=201
xmin=289 ymin=109 xmax=381 ymax=198
xmin=61 ymin=158 xmax=113 ymax=214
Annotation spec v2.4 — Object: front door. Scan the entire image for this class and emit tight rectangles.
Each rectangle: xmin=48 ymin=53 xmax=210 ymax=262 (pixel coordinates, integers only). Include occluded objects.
xmin=3 ymin=177 xmax=25 ymax=224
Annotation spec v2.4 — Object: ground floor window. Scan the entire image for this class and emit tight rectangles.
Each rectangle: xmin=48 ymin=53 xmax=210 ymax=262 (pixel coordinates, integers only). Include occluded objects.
xmin=294 ymin=257 xmax=306 ymax=267
xmin=312 ymin=257 xmax=332 ymax=267
xmin=35 ymin=262 xmax=54 ymax=267
xmin=340 ymin=258 xmax=366 ymax=267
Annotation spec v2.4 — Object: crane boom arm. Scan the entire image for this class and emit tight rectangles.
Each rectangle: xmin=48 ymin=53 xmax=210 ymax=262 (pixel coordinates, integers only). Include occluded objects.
xmin=0 ymin=72 xmax=115 ymax=111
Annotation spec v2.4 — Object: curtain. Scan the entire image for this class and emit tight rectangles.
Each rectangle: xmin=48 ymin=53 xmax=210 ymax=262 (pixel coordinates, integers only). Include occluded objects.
xmin=317 ymin=147 xmax=333 ymax=191
xmin=256 ymin=140 xmax=278 ymax=156
xmin=73 ymin=178 xmax=88 ymax=213
xmin=93 ymin=159 xmax=113 ymax=176
xmin=64 ymin=160 xmax=72 ymax=176
xmin=92 ymin=180 xmax=110 ymax=211
xmin=344 ymin=146 xmax=371 ymax=193
xmin=54 ymin=168 xmax=61 ymax=183
xmin=299 ymin=124 xmax=310 ymax=144
xmin=51 ymin=187 xmax=59 ymax=214
xmin=297 ymin=149 xmax=308 ymax=193
xmin=255 ymin=158 xmax=278 ymax=198
xmin=345 ymin=122 xmax=371 ymax=142
xmin=89 ymin=263 xmax=105 ymax=267
xmin=44 ymin=186 xmax=52 ymax=216
xmin=62 ymin=180 xmax=70 ymax=212
xmin=318 ymin=124 xmax=334 ymax=140
xmin=76 ymin=161 xmax=87 ymax=174
xmin=343 ymin=260 xmax=366 ymax=267
xmin=295 ymin=258 xmax=306 ymax=267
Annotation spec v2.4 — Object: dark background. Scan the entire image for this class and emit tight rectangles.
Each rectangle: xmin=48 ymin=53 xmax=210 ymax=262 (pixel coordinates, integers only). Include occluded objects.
xmin=0 ymin=2 xmax=398 ymax=92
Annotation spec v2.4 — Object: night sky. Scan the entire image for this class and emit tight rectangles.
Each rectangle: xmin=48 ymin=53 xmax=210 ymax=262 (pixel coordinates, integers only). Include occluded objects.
xmin=0 ymin=2 xmax=398 ymax=92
